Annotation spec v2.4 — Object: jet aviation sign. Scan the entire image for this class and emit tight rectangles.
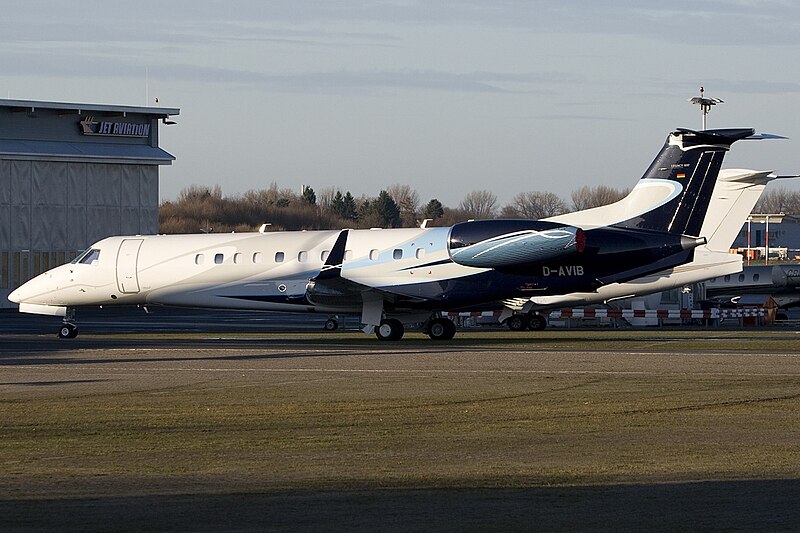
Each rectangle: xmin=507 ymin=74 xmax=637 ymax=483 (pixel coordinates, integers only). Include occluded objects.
xmin=79 ymin=116 xmax=151 ymax=138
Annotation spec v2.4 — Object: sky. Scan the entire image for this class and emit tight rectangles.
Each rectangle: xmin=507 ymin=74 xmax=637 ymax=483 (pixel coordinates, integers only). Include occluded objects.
xmin=2 ymin=0 xmax=800 ymax=208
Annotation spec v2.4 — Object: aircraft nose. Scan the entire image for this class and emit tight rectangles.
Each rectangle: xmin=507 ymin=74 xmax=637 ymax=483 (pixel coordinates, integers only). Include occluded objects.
xmin=8 ymin=287 xmax=22 ymax=304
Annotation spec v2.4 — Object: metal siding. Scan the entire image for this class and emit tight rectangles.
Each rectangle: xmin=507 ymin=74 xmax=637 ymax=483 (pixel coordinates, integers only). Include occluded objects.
xmin=32 ymin=161 xmax=67 ymax=206
xmin=140 ymin=166 xmax=159 ymax=207
xmin=87 ymin=164 xmax=120 ymax=206
xmin=31 ymin=205 xmax=67 ymax=250
xmin=67 ymin=163 xmax=88 ymax=205
xmin=121 ymin=206 xmax=141 ymax=234
xmin=0 ymin=194 xmax=9 ymax=249
xmin=11 ymin=205 xmax=31 ymax=249
xmin=121 ymin=165 xmax=139 ymax=207
xmin=67 ymin=206 xmax=87 ymax=250
xmin=11 ymin=160 xmax=31 ymax=205
xmin=87 ymin=206 xmax=120 ymax=243
xmin=141 ymin=206 xmax=158 ymax=234
xmin=0 ymin=159 xmax=10 ymax=204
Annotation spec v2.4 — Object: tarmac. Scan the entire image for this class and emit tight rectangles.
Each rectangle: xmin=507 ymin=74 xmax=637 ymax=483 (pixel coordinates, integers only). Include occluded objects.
xmin=1 ymin=308 xmax=800 ymax=532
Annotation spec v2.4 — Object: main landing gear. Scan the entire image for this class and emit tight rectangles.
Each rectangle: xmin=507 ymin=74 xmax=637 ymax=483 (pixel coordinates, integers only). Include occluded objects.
xmin=372 ymin=315 xmax=458 ymax=341
xmin=425 ymin=317 xmax=457 ymax=340
xmin=505 ymin=312 xmax=547 ymax=331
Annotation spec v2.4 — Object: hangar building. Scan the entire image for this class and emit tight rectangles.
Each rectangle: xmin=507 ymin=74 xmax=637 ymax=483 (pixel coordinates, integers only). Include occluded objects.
xmin=0 ymin=99 xmax=179 ymax=308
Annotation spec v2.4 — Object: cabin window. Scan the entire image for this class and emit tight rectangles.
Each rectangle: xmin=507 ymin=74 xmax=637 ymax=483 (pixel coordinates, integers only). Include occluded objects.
xmin=321 ymin=250 xmax=330 ymax=262
xmin=369 ymin=249 xmax=379 ymax=261
xmin=298 ymin=251 xmax=308 ymax=262
xmin=275 ymin=252 xmax=285 ymax=263
xmin=253 ymin=252 xmax=263 ymax=264
xmin=724 ymin=275 xmax=730 ymax=282
xmin=416 ymin=248 xmax=425 ymax=259
xmin=753 ymin=273 xmax=760 ymax=282
xmin=214 ymin=253 xmax=224 ymax=264
xmin=393 ymin=249 xmax=403 ymax=260
xmin=738 ymin=274 xmax=745 ymax=282
xmin=234 ymin=253 xmax=243 ymax=264
xmin=195 ymin=254 xmax=204 ymax=265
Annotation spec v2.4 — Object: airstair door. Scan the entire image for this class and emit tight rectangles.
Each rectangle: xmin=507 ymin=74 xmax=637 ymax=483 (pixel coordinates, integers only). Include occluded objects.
xmin=116 ymin=239 xmax=143 ymax=293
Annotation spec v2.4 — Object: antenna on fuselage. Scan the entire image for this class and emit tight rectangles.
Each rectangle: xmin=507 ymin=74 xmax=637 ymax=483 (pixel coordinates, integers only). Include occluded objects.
xmin=688 ymin=86 xmax=723 ymax=130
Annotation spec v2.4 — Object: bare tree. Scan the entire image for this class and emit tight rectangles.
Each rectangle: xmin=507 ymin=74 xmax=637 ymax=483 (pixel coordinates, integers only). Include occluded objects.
xmin=755 ymin=187 xmax=800 ymax=214
xmin=459 ymin=190 xmax=497 ymax=219
xmin=570 ymin=185 xmax=629 ymax=211
xmin=501 ymin=191 xmax=567 ymax=219
xmin=387 ymin=183 xmax=420 ymax=226
xmin=317 ymin=186 xmax=336 ymax=210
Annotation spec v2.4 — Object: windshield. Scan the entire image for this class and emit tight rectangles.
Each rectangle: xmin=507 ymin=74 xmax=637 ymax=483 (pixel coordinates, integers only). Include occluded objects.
xmin=71 ymin=248 xmax=101 ymax=264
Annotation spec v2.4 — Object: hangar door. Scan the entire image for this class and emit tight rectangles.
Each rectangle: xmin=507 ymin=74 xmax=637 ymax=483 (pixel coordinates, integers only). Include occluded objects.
xmin=116 ymin=239 xmax=143 ymax=293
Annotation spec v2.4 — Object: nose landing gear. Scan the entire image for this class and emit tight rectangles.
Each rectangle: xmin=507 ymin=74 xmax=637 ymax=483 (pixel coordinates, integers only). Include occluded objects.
xmin=57 ymin=308 xmax=78 ymax=339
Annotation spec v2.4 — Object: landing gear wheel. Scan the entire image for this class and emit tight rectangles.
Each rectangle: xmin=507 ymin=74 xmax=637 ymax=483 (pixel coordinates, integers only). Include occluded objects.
xmin=58 ymin=323 xmax=78 ymax=339
xmin=375 ymin=319 xmax=404 ymax=341
xmin=324 ymin=318 xmax=339 ymax=331
xmin=527 ymin=314 xmax=547 ymax=331
xmin=506 ymin=314 xmax=527 ymax=331
xmin=427 ymin=317 xmax=456 ymax=340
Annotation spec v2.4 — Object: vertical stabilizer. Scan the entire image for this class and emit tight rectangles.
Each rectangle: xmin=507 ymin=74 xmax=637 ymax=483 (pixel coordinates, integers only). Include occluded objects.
xmin=616 ymin=128 xmax=754 ymax=235
xmin=548 ymin=128 xmax=757 ymax=236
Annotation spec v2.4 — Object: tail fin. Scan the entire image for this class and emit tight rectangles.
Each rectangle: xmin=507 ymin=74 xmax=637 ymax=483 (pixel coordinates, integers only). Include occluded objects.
xmin=548 ymin=128 xmax=756 ymax=235
xmin=617 ymin=128 xmax=755 ymax=235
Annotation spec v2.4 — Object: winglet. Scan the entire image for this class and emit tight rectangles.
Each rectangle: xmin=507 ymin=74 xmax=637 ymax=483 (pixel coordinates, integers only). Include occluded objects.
xmin=312 ymin=230 xmax=349 ymax=281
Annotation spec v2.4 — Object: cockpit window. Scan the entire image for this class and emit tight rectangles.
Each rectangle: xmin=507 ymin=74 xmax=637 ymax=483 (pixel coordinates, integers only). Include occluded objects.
xmin=72 ymin=248 xmax=101 ymax=264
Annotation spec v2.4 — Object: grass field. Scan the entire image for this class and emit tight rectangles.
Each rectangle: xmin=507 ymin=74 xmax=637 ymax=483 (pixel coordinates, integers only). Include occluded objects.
xmin=1 ymin=330 xmax=799 ymax=532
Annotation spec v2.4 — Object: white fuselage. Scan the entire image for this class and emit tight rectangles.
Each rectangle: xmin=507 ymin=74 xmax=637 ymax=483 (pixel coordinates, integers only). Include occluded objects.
xmin=11 ymin=226 xmax=484 ymax=315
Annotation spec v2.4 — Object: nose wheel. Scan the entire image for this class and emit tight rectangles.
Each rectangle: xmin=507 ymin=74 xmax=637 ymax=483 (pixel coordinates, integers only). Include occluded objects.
xmin=58 ymin=323 xmax=78 ymax=339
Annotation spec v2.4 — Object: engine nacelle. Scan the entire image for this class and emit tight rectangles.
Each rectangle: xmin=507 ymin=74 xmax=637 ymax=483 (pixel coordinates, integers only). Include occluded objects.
xmin=448 ymin=220 xmax=584 ymax=268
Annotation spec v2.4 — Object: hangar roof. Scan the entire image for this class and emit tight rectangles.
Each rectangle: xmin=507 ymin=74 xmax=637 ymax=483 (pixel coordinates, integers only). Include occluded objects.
xmin=0 ymin=98 xmax=179 ymax=164
xmin=0 ymin=98 xmax=179 ymax=118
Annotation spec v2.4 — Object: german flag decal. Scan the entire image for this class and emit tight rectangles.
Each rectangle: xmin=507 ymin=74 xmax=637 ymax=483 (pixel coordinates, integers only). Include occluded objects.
xmin=676 ymin=173 xmax=686 ymax=179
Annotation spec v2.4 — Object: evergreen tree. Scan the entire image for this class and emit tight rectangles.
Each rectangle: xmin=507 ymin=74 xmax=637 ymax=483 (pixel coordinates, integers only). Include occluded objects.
xmin=342 ymin=191 xmax=358 ymax=220
xmin=372 ymin=190 xmax=401 ymax=227
xmin=331 ymin=190 xmax=345 ymax=217
xmin=302 ymin=185 xmax=316 ymax=205
xmin=422 ymin=198 xmax=444 ymax=220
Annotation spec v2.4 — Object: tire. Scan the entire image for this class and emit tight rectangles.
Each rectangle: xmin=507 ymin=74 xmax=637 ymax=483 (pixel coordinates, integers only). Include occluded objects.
xmin=58 ymin=324 xmax=78 ymax=339
xmin=506 ymin=314 xmax=526 ymax=331
xmin=527 ymin=314 xmax=547 ymax=331
xmin=324 ymin=318 xmax=339 ymax=331
xmin=428 ymin=318 xmax=456 ymax=340
xmin=375 ymin=319 xmax=404 ymax=341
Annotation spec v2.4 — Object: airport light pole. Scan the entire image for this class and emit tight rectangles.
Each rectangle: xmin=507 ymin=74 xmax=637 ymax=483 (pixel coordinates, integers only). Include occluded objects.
xmin=689 ymin=86 xmax=723 ymax=130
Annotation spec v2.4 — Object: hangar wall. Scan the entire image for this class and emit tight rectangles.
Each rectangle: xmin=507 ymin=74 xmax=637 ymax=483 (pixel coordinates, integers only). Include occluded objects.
xmin=0 ymin=99 xmax=179 ymax=308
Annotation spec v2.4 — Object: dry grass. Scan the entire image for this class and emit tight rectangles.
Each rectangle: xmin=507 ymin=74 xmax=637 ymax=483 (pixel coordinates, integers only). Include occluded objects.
xmin=2 ymin=330 xmax=799 ymax=500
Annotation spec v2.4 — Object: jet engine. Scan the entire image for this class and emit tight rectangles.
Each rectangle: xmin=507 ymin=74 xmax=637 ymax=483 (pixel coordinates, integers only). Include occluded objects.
xmin=448 ymin=220 xmax=584 ymax=268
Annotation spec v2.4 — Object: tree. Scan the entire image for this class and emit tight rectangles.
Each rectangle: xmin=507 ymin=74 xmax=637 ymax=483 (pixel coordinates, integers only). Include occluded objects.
xmin=341 ymin=192 xmax=358 ymax=221
xmin=755 ymin=187 xmax=800 ymax=214
xmin=372 ymin=190 xmax=401 ymax=227
xmin=570 ymin=185 xmax=628 ymax=211
xmin=422 ymin=198 xmax=445 ymax=221
xmin=387 ymin=184 xmax=420 ymax=226
xmin=301 ymin=185 xmax=316 ymax=206
xmin=459 ymin=190 xmax=497 ymax=219
xmin=501 ymin=191 xmax=567 ymax=219
xmin=317 ymin=186 xmax=336 ymax=209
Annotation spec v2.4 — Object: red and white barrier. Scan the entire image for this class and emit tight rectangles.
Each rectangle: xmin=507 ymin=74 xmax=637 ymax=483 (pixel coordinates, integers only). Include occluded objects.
xmin=446 ymin=308 xmax=766 ymax=320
